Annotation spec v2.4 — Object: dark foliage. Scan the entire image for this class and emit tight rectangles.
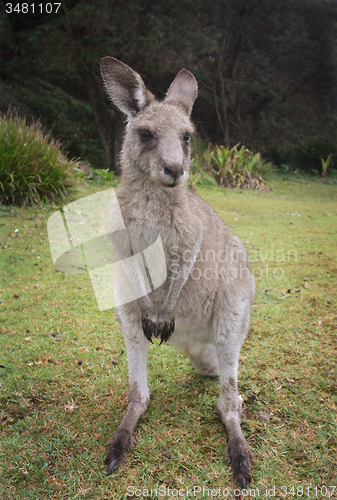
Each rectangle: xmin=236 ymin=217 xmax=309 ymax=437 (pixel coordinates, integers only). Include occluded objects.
xmin=0 ymin=79 xmax=107 ymax=169
xmin=0 ymin=0 xmax=336 ymax=171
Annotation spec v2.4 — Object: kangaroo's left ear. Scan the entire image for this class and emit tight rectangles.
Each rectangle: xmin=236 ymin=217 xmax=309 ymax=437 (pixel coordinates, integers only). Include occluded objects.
xmin=100 ymin=56 xmax=154 ymax=117
xmin=164 ymin=69 xmax=198 ymax=116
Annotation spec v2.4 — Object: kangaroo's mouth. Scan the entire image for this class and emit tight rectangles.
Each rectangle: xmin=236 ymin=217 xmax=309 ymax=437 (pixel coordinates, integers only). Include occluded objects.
xmin=162 ymin=181 xmax=176 ymax=188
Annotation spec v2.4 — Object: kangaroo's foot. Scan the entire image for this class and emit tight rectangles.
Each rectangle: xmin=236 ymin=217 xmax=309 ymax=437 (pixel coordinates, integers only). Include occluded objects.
xmin=105 ymin=428 xmax=133 ymax=475
xmin=226 ymin=436 xmax=253 ymax=488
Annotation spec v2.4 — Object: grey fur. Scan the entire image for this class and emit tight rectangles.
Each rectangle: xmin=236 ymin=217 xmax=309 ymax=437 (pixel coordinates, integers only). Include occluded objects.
xmin=100 ymin=56 xmax=255 ymax=486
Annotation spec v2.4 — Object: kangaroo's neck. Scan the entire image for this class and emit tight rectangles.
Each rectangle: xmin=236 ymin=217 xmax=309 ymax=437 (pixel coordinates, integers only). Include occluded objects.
xmin=117 ymin=172 xmax=189 ymax=226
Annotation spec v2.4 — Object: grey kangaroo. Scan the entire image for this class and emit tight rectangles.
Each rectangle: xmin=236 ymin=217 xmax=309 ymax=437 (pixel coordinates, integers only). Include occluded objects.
xmin=100 ymin=56 xmax=255 ymax=488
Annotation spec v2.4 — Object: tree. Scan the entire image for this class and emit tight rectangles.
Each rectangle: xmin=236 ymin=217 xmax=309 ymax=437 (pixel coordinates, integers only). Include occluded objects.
xmin=1 ymin=0 xmax=336 ymax=170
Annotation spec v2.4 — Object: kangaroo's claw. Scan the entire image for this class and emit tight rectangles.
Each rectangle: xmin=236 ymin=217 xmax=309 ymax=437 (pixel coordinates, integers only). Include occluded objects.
xmin=142 ymin=317 xmax=158 ymax=343
xmin=107 ymin=460 xmax=116 ymax=476
xmin=159 ymin=318 xmax=175 ymax=344
xmin=239 ymin=475 xmax=247 ymax=490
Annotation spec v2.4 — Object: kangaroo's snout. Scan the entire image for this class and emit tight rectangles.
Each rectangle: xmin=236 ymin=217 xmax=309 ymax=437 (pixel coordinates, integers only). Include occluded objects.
xmin=163 ymin=164 xmax=184 ymax=181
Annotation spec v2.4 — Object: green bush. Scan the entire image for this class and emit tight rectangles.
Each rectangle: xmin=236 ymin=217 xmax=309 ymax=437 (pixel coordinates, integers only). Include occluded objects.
xmin=189 ymin=137 xmax=218 ymax=189
xmin=197 ymin=143 xmax=272 ymax=189
xmin=90 ymin=168 xmax=120 ymax=187
xmin=0 ymin=112 xmax=78 ymax=206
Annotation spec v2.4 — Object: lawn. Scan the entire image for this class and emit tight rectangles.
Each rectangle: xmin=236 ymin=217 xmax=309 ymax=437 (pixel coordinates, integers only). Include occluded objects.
xmin=0 ymin=176 xmax=336 ymax=500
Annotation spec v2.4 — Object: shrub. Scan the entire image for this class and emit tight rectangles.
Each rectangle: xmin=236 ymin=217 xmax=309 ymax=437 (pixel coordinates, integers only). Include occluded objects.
xmin=189 ymin=142 xmax=218 ymax=190
xmin=197 ymin=144 xmax=272 ymax=189
xmin=321 ymin=154 xmax=333 ymax=178
xmin=0 ymin=112 xmax=78 ymax=206
xmin=90 ymin=168 xmax=120 ymax=187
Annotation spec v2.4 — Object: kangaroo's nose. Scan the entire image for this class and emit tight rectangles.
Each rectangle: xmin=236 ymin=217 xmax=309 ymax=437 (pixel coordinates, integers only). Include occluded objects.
xmin=164 ymin=165 xmax=184 ymax=180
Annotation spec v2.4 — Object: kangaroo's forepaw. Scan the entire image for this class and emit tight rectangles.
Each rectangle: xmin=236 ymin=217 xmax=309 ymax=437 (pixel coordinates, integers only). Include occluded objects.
xmin=105 ymin=428 xmax=133 ymax=476
xmin=226 ymin=436 xmax=253 ymax=488
xmin=142 ymin=316 xmax=158 ymax=343
xmin=158 ymin=317 xmax=175 ymax=344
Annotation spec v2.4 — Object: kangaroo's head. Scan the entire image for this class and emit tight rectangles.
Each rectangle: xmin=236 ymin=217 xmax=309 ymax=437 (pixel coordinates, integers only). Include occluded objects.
xmin=100 ymin=57 xmax=198 ymax=188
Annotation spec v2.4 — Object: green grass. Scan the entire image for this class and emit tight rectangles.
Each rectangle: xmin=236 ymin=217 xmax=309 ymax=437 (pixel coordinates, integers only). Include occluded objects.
xmin=0 ymin=176 xmax=336 ymax=499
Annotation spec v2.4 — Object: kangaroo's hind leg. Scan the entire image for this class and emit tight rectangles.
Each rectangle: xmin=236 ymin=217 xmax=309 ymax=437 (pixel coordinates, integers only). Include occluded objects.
xmin=214 ymin=293 xmax=253 ymax=488
xmin=106 ymin=304 xmax=150 ymax=475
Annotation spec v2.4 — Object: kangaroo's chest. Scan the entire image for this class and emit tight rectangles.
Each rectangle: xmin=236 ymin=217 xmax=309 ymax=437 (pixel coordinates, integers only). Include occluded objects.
xmin=124 ymin=198 xmax=191 ymax=247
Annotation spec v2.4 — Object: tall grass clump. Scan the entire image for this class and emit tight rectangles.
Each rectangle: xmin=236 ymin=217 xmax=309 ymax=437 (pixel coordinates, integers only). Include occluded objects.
xmin=320 ymin=154 xmax=333 ymax=178
xmin=0 ymin=112 xmax=78 ymax=206
xmin=192 ymin=143 xmax=272 ymax=190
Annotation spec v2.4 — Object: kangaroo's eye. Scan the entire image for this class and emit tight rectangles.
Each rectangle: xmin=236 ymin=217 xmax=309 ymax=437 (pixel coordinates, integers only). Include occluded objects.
xmin=183 ymin=133 xmax=191 ymax=143
xmin=139 ymin=130 xmax=152 ymax=142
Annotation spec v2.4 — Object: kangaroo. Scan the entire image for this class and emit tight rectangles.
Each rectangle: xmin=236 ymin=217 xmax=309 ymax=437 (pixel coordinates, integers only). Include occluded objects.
xmin=100 ymin=56 xmax=255 ymax=488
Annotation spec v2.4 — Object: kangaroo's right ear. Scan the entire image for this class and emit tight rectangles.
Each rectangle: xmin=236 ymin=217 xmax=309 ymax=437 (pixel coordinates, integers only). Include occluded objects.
xmin=165 ymin=69 xmax=198 ymax=116
xmin=100 ymin=57 xmax=154 ymax=117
